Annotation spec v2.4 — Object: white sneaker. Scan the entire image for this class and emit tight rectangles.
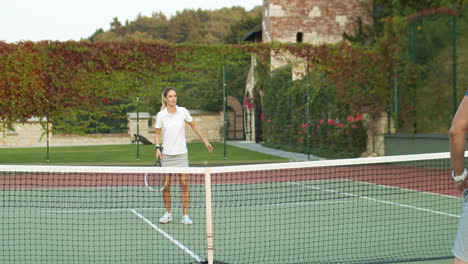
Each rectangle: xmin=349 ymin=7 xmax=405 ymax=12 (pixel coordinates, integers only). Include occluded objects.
xmin=159 ymin=212 xmax=172 ymax=224
xmin=181 ymin=215 xmax=193 ymax=225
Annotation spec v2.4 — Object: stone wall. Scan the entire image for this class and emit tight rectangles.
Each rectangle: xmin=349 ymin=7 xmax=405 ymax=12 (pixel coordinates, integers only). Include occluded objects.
xmin=1 ymin=111 xmax=224 ymax=147
xmin=362 ymin=112 xmax=395 ymax=157
xmin=184 ymin=110 xmax=224 ymax=142
xmin=0 ymin=117 xmax=52 ymax=147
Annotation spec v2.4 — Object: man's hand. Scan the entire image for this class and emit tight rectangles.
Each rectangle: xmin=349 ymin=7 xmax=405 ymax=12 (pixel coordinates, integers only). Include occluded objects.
xmin=456 ymin=180 xmax=468 ymax=192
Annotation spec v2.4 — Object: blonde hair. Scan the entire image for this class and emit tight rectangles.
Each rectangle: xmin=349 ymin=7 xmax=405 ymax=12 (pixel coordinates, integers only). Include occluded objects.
xmin=161 ymin=87 xmax=176 ymax=111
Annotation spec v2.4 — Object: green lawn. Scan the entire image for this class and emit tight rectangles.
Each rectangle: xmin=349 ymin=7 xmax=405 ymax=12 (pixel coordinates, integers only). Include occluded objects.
xmin=0 ymin=142 xmax=288 ymax=166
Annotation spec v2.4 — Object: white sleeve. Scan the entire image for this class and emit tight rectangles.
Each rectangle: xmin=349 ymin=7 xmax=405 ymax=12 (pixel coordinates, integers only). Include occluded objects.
xmin=184 ymin=108 xmax=193 ymax=123
xmin=155 ymin=112 xmax=162 ymax=128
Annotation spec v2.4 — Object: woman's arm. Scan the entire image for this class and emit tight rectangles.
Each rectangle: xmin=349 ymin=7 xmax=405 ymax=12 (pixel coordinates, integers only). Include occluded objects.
xmin=188 ymin=121 xmax=213 ymax=152
xmin=155 ymin=128 xmax=163 ymax=160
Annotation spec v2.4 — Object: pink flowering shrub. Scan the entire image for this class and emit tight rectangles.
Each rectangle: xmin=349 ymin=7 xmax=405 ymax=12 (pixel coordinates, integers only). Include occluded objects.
xmin=242 ymin=96 xmax=255 ymax=110
xmin=292 ymin=113 xmax=366 ymax=154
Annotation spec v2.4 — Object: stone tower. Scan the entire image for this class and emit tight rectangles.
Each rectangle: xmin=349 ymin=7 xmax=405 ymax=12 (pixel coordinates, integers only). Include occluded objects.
xmin=262 ymin=0 xmax=372 ymax=44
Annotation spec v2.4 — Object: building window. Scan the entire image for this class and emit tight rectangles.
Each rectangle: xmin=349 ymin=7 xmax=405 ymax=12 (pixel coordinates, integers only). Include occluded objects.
xmin=296 ymin=32 xmax=303 ymax=43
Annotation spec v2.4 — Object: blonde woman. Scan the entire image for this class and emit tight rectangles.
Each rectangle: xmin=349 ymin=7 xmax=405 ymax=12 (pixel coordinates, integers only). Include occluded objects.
xmin=449 ymin=92 xmax=468 ymax=264
xmin=154 ymin=87 xmax=213 ymax=224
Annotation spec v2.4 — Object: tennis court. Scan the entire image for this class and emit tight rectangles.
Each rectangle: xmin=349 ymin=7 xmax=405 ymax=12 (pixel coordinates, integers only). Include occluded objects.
xmin=0 ymin=153 xmax=463 ymax=263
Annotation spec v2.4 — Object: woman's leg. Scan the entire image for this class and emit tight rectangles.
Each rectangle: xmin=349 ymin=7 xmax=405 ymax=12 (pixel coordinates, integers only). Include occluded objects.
xmin=180 ymin=173 xmax=190 ymax=215
xmin=162 ymin=174 xmax=172 ymax=213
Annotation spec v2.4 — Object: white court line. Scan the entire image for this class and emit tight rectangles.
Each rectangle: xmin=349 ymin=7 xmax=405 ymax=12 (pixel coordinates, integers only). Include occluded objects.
xmin=40 ymin=207 xmax=165 ymax=214
xmin=342 ymin=178 xmax=461 ymax=200
xmin=287 ymin=182 xmax=460 ymax=218
xmin=0 ymin=200 xmax=367 ymax=215
xmin=130 ymin=209 xmax=204 ymax=263
xmin=0 ymin=207 xmax=165 ymax=215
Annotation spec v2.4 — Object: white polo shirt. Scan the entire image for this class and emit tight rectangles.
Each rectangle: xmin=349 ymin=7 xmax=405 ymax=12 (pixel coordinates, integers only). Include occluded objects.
xmin=155 ymin=106 xmax=193 ymax=155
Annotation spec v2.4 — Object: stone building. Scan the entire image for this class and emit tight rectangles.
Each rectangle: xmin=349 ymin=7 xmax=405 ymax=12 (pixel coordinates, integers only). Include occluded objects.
xmin=243 ymin=0 xmax=372 ymax=143
xmin=262 ymin=0 xmax=372 ymax=44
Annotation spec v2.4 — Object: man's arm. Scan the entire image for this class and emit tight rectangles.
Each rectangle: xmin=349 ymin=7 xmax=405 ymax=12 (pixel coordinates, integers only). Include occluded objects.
xmin=450 ymin=96 xmax=468 ymax=190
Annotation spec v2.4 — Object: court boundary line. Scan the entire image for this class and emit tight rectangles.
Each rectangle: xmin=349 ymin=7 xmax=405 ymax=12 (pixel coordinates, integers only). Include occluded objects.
xmin=130 ymin=209 xmax=204 ymax=263
xmin=343 ymin=178 xmax=461 ymax=199
xmin=287 ymin=181 xmax=460 ymax=218
xmin=0 ymin=200 xmax=369 ymax=215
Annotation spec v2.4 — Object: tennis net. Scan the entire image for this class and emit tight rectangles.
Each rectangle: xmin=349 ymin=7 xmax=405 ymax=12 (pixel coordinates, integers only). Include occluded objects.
xmin=0 ymin=152 xmax=463 ymax=263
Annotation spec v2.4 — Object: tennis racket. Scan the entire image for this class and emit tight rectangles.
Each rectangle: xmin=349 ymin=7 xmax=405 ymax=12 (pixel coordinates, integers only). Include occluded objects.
xmin=144 ymin=160 xmax=166 ymax=192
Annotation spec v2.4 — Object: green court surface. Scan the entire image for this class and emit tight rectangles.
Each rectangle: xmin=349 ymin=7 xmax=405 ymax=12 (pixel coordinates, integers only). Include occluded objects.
xmin=0 ymin=177 xmax=461 ymax=264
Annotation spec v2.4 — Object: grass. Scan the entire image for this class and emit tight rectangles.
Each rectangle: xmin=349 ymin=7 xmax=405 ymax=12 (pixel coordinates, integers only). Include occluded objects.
xmin=0 ymin=142 xmax=288 ymax=166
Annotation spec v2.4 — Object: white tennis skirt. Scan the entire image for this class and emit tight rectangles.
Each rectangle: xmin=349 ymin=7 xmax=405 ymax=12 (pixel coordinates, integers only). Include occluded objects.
xmin=161 ymin=153 xmax=189 ymax=167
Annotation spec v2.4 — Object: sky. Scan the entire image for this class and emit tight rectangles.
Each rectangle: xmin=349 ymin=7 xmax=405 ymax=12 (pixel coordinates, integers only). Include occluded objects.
xmin=1 ymin=0 xmax=262 ymax=43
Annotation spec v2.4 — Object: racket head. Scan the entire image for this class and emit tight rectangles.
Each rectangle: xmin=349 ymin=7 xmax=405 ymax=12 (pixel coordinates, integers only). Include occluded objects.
xmin=144 ymin=160 xmax=166 ymax=192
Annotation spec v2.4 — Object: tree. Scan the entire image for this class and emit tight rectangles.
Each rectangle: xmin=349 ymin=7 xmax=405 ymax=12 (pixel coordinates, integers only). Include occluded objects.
xmin=224 ymin=7 xmax=262 ymax=44
xmin=110 ymin=17 xmax=125 ymax=36
xmin=87 ymin=6 xmax=261 ymax=44
xmin=127 ymin=12 xmax=169 ymax=40
xmin=374 ymin=0 xmax=458 ymax=18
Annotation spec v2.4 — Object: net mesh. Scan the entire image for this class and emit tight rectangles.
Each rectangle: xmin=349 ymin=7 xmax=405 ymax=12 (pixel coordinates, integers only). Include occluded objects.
xmin=0 ymin=153 xmax=463 ymax=263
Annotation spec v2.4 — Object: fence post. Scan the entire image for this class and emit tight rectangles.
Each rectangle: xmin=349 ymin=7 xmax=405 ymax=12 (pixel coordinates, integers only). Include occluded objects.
xmin=223 ymin=65 xmax=227 ymax=160
xmin=306 ymin=63 xmax=311 ymax=160
xmin=136 ymin=97 xmax=140 ymax=160
xmin=46 ymin=122 xmax=50 ymax=162
xmin=410 ymin=21 xmax=418 ymax=132
xmin=393 ymin=67 xmax=399 ymax=130
xmin=452 ymin=0 xmax=458 ymax=115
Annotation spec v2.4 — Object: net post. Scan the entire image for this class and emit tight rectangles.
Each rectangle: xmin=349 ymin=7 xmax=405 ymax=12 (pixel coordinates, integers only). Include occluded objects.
xmin=204 ymin=168 xmax=214 ymax=264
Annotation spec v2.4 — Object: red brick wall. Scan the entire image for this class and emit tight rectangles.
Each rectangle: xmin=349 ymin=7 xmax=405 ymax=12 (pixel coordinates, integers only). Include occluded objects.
xmin=262 ymin=0 xmax=372 ymax=44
